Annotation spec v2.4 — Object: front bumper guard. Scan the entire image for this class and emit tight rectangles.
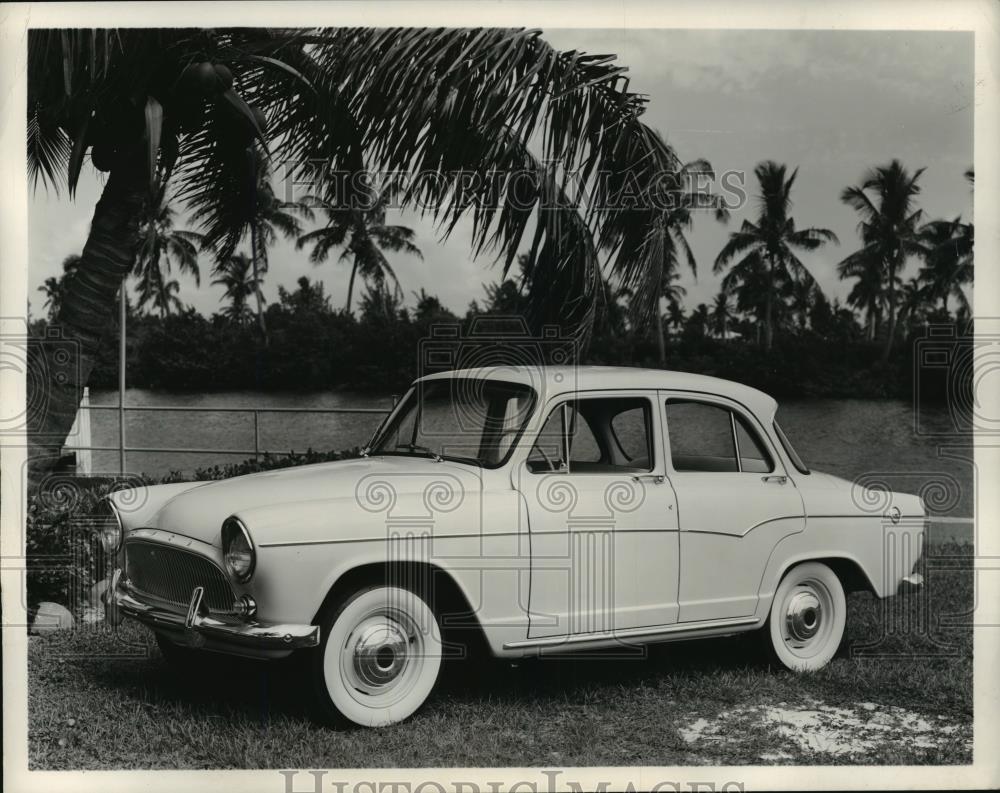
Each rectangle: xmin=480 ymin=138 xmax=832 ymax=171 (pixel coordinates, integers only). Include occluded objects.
xmin=110 ymin=569 xmax=319 ymax=651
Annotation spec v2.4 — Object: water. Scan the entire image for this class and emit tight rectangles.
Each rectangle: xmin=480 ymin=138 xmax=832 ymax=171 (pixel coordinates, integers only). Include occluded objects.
xmin=82 ymin=391 xmax=972 ymax=518
xmin=84 ymin=389 xmax=394 ymax=479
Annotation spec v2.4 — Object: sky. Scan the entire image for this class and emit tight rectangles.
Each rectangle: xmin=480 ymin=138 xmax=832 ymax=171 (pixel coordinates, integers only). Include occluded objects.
xmin=28 ymin=28 xmax=974 ymax=320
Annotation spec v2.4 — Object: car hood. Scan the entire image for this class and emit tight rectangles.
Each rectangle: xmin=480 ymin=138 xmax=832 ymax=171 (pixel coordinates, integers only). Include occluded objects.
xmin=121 ymin=455 xmax=483 ymax=547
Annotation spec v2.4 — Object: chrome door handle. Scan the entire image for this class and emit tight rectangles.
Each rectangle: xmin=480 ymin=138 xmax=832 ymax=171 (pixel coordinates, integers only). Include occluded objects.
xmin=632 ymin=474 xmax=665 ymax=484
xmin=762 ymin=475 xmax=788 ymax=485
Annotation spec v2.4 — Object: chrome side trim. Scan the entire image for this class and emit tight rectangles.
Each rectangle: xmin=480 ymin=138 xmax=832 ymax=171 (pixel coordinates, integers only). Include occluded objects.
xmin=503 ymin=616 xmax=760 ymax=650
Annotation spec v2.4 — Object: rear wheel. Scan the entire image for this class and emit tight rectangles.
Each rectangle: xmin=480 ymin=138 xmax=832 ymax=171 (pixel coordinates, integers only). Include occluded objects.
xmin=763 ymin=561 xmax=846 ymax=671
xmin=311 ymin=585 xmax=443 ymax=727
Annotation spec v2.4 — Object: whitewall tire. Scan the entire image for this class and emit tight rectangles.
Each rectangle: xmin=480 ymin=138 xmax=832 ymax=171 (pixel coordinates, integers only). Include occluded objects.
xmin=312 ymin=585 xmax=443 ymax=727
xmin=765 ymin=561 xmax=846 ymax=672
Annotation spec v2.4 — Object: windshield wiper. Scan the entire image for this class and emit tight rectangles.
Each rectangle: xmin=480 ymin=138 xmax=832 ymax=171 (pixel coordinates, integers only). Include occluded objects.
xmin=395 ymin=443 xmax=443 ymax=462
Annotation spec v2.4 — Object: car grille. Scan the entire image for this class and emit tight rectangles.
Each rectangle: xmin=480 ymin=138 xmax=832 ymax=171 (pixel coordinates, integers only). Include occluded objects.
xmin=125 ymin=539 xmax=236 ymax=614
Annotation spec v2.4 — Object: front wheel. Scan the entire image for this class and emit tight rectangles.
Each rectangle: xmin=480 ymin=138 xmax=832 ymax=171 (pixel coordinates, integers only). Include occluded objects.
xmin=763 ymin=561 xmax=846 ymax=671
xmin=311 ymin=585 xmax=443 ymax=727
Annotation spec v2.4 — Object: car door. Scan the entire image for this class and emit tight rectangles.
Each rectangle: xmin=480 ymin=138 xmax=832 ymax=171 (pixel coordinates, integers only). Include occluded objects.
xmin=515 ymin=391 xmax=680 ymax=638
xmin=660 ymin=392 xmax=806 ymax=622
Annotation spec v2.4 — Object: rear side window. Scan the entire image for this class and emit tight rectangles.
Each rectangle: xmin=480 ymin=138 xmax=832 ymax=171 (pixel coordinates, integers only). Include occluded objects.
xmin=666 ymin=401 xmax=738 ymax=472
xmin=666 ymin=399 xmax=774 ymax=474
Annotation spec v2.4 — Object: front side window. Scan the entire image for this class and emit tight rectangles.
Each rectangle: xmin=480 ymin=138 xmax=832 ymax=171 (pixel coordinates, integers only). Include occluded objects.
xmin=527 ymin=396 xmax=654 ymax=474
xmin=665 ymin=399 xmax=775 ymax=474
xmin=371 ymin=378 xmax=536 ymax=467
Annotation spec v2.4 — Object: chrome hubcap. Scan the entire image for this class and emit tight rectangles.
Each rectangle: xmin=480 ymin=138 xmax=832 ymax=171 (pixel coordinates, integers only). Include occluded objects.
xmin=785 ymin=590 xmax=823 ymax=643
xmin=343 ymin=614 xmax=414 ymax=696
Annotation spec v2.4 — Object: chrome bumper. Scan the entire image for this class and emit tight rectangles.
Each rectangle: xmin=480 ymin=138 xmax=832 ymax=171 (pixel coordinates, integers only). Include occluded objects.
xmin=897 ymin=573 xmax=924 ymax=595
xmin=110 ymin=569 xmax=319 ymax=652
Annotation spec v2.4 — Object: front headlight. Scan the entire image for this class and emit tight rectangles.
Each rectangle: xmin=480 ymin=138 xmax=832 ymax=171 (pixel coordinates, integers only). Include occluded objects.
xmin=98 ymin=498 xmax=123 ymax=554
xmin=222 ymin=516 xmax=256 ymax=582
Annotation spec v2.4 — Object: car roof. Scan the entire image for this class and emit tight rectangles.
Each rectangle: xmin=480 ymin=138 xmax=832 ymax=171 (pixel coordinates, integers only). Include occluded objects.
xmin=416 ymin=365 xmax=778 ymax=418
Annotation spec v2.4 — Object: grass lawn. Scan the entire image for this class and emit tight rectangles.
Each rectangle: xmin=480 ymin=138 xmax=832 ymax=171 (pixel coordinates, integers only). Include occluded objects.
xmin=28 ymin=543 xmax=973 ymax=769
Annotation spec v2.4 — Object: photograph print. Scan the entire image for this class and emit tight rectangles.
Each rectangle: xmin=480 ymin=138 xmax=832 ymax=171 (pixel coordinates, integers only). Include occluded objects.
xmin=1 ymin=3 xmax=997 ymax=792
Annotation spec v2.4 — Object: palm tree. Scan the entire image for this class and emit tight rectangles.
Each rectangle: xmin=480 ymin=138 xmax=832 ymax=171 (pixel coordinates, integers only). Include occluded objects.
xmin=143 ymin=277 xmax=185 ymax=318
xmin=297 ymin=185 xmax=422 ymax=314
xmin=714 ymin=161 xmax=837 ymax=351
xmin=211 ymin=253 xmax=261 ymax=326
xmin=630 ymin=159 xmax=724 ymax=364
xmin=190 ymin=148 xmax=304 ymax=336
xmin=710 ymin=291 xmax=734 ymax=339
xmin=916 ymin=218 xmax=972 ymax=316
xmin=37 ymin=255 xmax=82 ymax=321
xmin=27 ymin=28 xmax=707 ymax=468
xmin=839 ymin=254 xmax=884 ymax=341
xmin=916 ymin=170 xmax=973 ymax=318
xmin=666 ymin=299 xmax=686 ymax=334
xmin=133 ymin=183 xmax=203 ymax=313
xmin=686 ymin=303 xmax=710 ymax=338
xmin=838 ymin=160 xmax=926 ymax=360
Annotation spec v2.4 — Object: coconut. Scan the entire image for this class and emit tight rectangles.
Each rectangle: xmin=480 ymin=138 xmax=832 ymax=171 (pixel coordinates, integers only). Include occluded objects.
xmin=180 ymin=61 xmax=223 ymax=98
xmin=91 ymin=142 xmax=117 ymax=172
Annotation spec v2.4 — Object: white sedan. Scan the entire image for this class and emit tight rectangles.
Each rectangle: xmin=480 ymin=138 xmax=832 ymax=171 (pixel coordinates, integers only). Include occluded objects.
xmin=104 ymin=366 xmax=925 ymax=727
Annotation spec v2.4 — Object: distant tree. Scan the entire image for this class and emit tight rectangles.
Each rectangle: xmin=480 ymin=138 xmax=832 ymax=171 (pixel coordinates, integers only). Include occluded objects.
xmin=211 ymin=253 xmax=260 ymax=326
xmin=715 ymin=161 xmax=837 ymax=351
xmin=412 ymin=289 xmax=457 ymax=325
xmin=195 ymin=151 xmax=306 ymax=338
xmin=656 ymin=269 xmax=688 ymax=359
xmin=685 ymin=303 xmax=711 ymax=339
xmin=277 ymin=276 xmax=332 ymax=315
xmin=622 ymin=159 xmax=726 ymax=364
xmin=666 ymin=299 xmax=686 ymax=334
xmin=916 ymin=170 xmax=973 ymax=318
xmin=297 ymin=185 xmax=422 ymax=314
xmin=37 ymin=255 xmax=81 ymax=322
xmin=710 ymin=291 xmax=734 ymax=339
xmin=359 ymin=282 xmax=405 ymax=325
xmin=808 ymin=288 xmax=834 ymax=336
xmin=133 ymin=184 xmax=203 ymax=314
xmin=789 ymin=278 xmax=817 ymax=331
xmin=139 ymin=277 xmax=184 ymax=317
xmin=839 ymin=253 xmax=885 ymax=341
xmin=839 ymin=159 xmax=926 ymax=360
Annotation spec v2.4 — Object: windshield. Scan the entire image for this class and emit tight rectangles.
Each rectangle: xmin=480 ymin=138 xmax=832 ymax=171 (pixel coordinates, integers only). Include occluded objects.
xmin=773 ymin=419 xmax=810 ymax=475
xmin=370 ymin=379 xmax=537 ymax=467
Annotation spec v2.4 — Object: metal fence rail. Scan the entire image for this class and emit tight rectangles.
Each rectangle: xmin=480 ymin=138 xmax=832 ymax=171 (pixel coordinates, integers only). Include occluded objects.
xmin=66 ymin=401 xmax=395 ymax=470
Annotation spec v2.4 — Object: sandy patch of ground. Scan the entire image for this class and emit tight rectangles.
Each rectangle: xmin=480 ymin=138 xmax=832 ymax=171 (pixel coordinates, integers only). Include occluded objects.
xmin=678 ymin=698 xmax=968 ymax=761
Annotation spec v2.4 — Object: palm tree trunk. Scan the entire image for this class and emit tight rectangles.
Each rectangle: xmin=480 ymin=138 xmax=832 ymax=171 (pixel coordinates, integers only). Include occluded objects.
xmin=345 ymin=256 xmax=359 ymax=314
xmin=27 ymin=148 xmax=148 ymax=475
xmin=250 ymin=227 xmax=268 ymax=343
xmin=655 ymin=300 xmax=666 ymax=365
xmin=764 ymin=292 xmax=774 ymax=351
xmin=882 ymin=255 xmax=897 ymax=362
xmin=764 ymin=255 xmax=774 ymax=351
